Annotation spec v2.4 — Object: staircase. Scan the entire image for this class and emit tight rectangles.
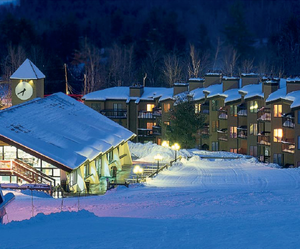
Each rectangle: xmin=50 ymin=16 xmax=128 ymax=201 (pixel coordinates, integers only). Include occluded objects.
xmin=0 ymin=159 xmax=55 ymax=187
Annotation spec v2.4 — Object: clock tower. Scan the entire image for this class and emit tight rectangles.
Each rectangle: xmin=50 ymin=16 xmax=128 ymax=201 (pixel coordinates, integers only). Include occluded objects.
xmin=10 ymin=59 xmax=45 ymax=106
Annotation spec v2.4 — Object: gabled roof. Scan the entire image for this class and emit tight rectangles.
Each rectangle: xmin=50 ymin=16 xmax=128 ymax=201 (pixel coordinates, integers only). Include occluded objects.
xmin=10 ymin=59 xmax=45 ymax=80
xmin=0 ymin=93 xmax=135 ymax=171
xmin=190 ymin=84 xmax=223 ymax=101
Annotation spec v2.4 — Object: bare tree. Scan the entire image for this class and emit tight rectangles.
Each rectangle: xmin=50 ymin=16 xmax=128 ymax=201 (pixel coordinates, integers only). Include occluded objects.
xmin=188 ymin=44 xmax=210 ymax=78
xmin=241 ymin=58 xmax=254 ymax=74
xmin=2 ymin=44 xmax=26 ymax=82
xmin=142 ymin=46 xmax=162 ymax=86
xmin=108 ymin=43 xmax=135 ymax=86
xmin=222 ymin=46 xmax=239 ymax=76
xmin=163 ymin=52 xmax=183 ymax=87
xmin=80 ymin=38 xmax=104 ymax=95
xmin=213 ymin=37 xmax=222 ymax=71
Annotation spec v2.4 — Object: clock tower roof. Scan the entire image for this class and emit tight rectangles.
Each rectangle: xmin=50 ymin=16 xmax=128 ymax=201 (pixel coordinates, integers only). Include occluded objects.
xmin=10 ymin=59 xmax=45 ymax=80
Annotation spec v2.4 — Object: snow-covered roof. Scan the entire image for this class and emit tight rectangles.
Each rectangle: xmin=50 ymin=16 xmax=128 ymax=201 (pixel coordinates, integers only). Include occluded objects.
xmin=266 ymin=87 xmax=300 ymax=109
xmin=82 ymin=86 xmax=174 ymax=103
xmin=189 ymin=78 xmax=204 ymax=81
xmin=223 ymin=88 xmax=241 ymax=104
xmin=0 ymin=93 xmax=135 ymax=171
xmin=190 ymin=84 xmax=223 ymax=101
xmin=239 ymin=83 xmax=263 ymax=100
xmin=10 ymin=59 xmax=45 ymax=80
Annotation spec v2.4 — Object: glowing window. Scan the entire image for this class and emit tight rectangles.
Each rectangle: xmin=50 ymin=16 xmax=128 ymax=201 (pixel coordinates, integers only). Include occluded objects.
xmin=164 ymin=103 xmax=171 ymax=112
xmin=250 ymin=101 xmax=258 ymax=113
xmin=273 ymin=128 xmax=283 ymax=142
xmin=147 ymin=104 xmax=155 ymax=112
xmin=274 ymin=105 xmax=282 ymax=117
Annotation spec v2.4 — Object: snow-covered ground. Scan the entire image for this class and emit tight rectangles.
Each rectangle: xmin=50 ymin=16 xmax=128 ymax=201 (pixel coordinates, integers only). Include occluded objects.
xmin=1 ymin=142 xmax=300 ymax=249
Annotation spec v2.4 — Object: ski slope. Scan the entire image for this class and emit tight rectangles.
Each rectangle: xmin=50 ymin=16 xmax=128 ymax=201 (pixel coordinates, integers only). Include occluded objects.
xmin=1 ymin=142 xmax=300 ymax=249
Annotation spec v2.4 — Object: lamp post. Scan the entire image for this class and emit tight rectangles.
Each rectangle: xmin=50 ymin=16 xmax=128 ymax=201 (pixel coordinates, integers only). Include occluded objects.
xmin=171 ymin=143 xmax=180 ymax=162
xmin=133 ymin=165 xmax=144 ymax=183
xmin=154 ymin=154 xmax=163 ymax=172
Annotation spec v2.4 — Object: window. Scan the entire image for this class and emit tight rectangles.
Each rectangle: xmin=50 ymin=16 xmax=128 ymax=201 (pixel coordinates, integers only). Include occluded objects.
xmin=212 ymin=142 xmax=219 ymax=151
xmin=230 ymin=148 xmax=237 ymax=153
xmin=84 ymin=163 xmax=90 ymax=178
xmin=91 ymin=103 xmax=101 ymax=112
xmin=164 ymin=103 xmax=171 ymax=112
xmin=249 ymin=123 xmax=258 ymax=135
xmin=230 ymin=127 xmax=237 ymax=138
xmin=249 ymin=146 xmax=257 ymax=157
xmin=164 ymin=121 xmax=170 ymax=125
xmin=95 ymin=157 xmax=102 ymax=177
xmin=195 ymin=103 xmax=201 ymax=114
xmin=211 ymin=121 xmax=219 ymax=132
xmin=298 ymin=111 xmax=300 ymax=124
xmin=230 ymin=105 xmax=237 ymax=116
xmin=147 ymin=104 xmax=155 ymax=112
xmin=273 ymin=154 xmax=282 ymax=166
xmin=107 ymin=150 xmax=113 ymax=163
xmin=274 ymin=128 xmax=283 ymax=142
xmin=70 ymin=170 xmax=77 ymax=186
xmin=147 ymin=122 xmax=156 ymax=134
xmin=113 ymin=103 xmax=123 ymax=116
xmin=211 ymin=100 xmax=219 ymax=111
xmin=250 ymin=101 xmax=258 ymax=113
xmin=274 ymin=105 xmax=282 ymax=117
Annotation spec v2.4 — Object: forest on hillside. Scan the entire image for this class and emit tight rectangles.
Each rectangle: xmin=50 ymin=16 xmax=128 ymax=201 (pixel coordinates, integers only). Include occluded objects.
xmin=0 ymin=0 xmax=299 ymax=94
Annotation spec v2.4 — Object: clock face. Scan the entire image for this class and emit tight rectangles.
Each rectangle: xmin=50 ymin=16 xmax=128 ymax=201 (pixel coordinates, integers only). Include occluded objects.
xmin=15 ymin=81 xmax=33 ymax=100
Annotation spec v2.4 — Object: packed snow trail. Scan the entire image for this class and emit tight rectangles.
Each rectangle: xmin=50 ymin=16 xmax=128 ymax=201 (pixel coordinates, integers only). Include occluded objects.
xmin=2 ymin=143 xmax=300 ymax=248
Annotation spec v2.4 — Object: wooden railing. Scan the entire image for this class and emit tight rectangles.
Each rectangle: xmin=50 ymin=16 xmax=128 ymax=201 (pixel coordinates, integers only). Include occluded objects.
xmin=0 ymin=159 xmax=55 ymax=186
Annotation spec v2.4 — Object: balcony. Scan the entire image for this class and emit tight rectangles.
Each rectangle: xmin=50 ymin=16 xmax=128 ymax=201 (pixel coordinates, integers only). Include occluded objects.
xmin=200 ymin=102 xmax=209 ymax=114
xmin=138 ymin=111 xmax=155 ymax=119
xmin=282 ymin=138 xmax=295 ymax=153
xmin=257 ymin=131 xmax=271 ymax=146
xmin=138 ymin=128 xmax=153 ymax=137
xmin=282 ymin=113 xmax=295 ymax=128
xmin=257 ymin=107 xmax=271 ymax=122
xmin=100 ymin=109 xmax=127 ymax=118
xmin=237 ymin=103 xmax=247 ymax=116
xmin=152 ymin=125 xmax=161 ymax=136
xmin=218 ymin=107 xmax=228 ymax=120
xmin=237 ymin=126 xmax=247 ymax=139
xmin=200 ymin=123 xmax=210 ymax=139
xmin=152 ymin=107 xmax=162 ymax=117
xmin=217 ymin=128 xmax=228 ymax=141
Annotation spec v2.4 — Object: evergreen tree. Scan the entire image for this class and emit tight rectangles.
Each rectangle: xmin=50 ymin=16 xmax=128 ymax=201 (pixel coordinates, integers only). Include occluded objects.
xmin=165 ymin=99 xmax=205 ymax=149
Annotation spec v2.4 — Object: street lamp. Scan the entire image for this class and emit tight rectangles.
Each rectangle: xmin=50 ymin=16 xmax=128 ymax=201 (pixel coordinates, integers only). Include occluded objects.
xmin=154 ymin=154 xmax=163 ymax=172
xmin=133 ymin=165 xmax=144 ymax=183
xmin=171 ymin=143 xmax=180 ymax=162
xmin=161 ymin=140 xmax=169 ymax=148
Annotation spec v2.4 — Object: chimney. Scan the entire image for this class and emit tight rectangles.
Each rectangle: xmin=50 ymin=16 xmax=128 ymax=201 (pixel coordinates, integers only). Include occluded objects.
xmin=188 ymin=78 xmax=204 ymax=91
xmin=173 ymin=83 xmax=189 ymax=96
xmin=262 ymin=78 xmax=280 ymax=101
xmin=286 ymin=78 xmax=300 ymax=94
xmin=204 ymin=73 xmax=222 ymax=87
xmin=130 ymin=84 xmax=144 ymax=97
xmin=241 ymin=73 xmax=259 ymax=87
xmin=222 ymin=76 xmax=239 ymax=92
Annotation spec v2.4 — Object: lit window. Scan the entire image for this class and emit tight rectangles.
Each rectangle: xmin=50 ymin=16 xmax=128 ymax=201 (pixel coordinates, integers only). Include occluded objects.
xmin=211 ymin=121 xmax=219 ymax=132
xmin=230 ymin=148 xmax=237 ymax=153
xmin=250 ymin=123 xmax=258 ymax=135
xmin=250 ymin=101 xmax=258 ymax=113
xmin=195 ymin=103 xmax=201 ymax=113
xmin=230 ymin=126 xmax=237 ymax=138
xmin=273 ymin=128 xmax=283 ymax=142
xmin=164 ymin=121 xmax=170 ymax=125
xmin=147 ymin=122 xmax=156 ymax=133
xmin=164 ymin=103 xmax=171 ymax=112
xmin=147 ymin=104 xmax=155 ymax=112
xmin=274 ymin=105 xmax=282 ymax=117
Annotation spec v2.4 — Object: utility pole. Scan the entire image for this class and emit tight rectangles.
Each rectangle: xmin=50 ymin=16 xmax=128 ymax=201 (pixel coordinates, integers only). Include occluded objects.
xmin=64 ymin=63 xmax=69 ymax=95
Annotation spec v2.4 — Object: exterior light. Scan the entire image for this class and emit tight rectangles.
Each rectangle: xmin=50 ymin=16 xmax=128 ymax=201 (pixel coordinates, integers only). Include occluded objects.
xmin=171 ymin=143 xmax=180 ymax=162
xmin=133 ymin=165 xmax=144 ymax=183
xmin=161 ymin=141 xmax=169 ymax=147
xmin=154 ymin=154 xmax=163 ymax=172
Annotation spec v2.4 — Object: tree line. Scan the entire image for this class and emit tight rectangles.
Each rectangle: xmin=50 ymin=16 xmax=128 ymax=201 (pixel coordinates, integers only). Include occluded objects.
xmin=0 ymin=0 xmax=299 ymax=94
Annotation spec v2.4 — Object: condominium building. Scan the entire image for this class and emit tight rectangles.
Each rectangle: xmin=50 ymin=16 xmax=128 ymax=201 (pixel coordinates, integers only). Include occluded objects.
xmin=83 ymin=74 xmax=300 ymax=168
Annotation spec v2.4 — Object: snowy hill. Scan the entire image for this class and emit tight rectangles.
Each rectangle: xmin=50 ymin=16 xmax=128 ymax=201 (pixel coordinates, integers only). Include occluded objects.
xmin=1 ymin=143 xmax=300 ymax=248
